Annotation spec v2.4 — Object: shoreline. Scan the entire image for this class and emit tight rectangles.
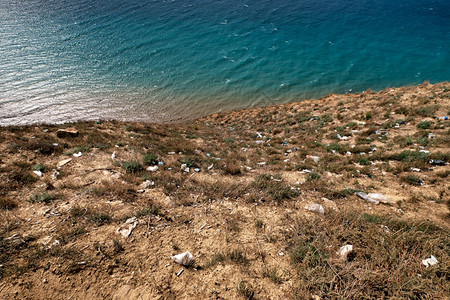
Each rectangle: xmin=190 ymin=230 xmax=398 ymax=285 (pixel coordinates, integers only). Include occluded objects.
xmin=1 ymin=81 xmax=448 ymax=127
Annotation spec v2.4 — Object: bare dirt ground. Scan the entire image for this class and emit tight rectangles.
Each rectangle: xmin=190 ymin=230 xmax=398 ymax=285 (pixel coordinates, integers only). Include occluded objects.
xmin=0 ymin=82 xmax=449 ymax=299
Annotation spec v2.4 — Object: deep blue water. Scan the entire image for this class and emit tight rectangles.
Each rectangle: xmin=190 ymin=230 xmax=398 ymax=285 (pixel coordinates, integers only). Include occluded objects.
xmin=1 ymin=0 xmax=449 ymax=125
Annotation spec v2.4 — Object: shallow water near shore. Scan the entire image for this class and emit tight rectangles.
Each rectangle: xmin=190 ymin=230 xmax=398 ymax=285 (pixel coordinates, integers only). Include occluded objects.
xmin=1 ymin=0 xmax=449 ymax=125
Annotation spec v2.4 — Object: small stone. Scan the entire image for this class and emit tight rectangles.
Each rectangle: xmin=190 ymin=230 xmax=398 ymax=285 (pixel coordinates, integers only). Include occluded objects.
xmin=56 ymin=128 xmax=78 ymax=138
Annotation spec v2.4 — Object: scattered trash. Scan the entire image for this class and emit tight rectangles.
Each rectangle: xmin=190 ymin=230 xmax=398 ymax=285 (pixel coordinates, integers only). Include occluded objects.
xmin=180 ymin=163 xmax=187 ymax=170
xmin=146 ymin=166 xmax=159 ymax=172
xmin=57 ymin=158 xmax=72 ymax=168
xmin=305 ymin=204 xmax=324 ymax=215
xmin=184 ymin=167 xmax=190 ymax=173
xmin=356 ymin=192 xmax=379 ymax=205
xmin=278 ymin=250 xmax=284 ymax=256
xmin=176 ymin=268 xmax=184 ymax=276
xmin=422 ymin=255 xmax=438 ymax=268
xmin=194 ymin=168 xmax=201 ymax=172
xmin=73 ymin=152 xmax=82 ymax=157
xmin=257 ymin=162 xmax=266 ymax=165
xmin=141 ymin=180 xmax=154 ymax=189
xmin=337 ymin=244 xmax=353 ymax=260
xmin=116 ymin=217 xmax=138 ymax=238
xmin=52 ymin=170 xmax=60 ymax=179
xmin=411 ymin=168 xmax=421 ymax=172
xmin=171 ymin=252 xmax=194 ymax=266
xmin=419 ymin=150 xmax=430 ymax=154
xmin=367 ymin=193 xmax=393 ymax=204
xmin=436 ymin=116 xmax=448 ymax=120
xmin=158 ymin=161 xmax=165 ymax=165
xmin=380 ymin=225 xmax=390 ymax=233
xmin=337 ymin=134 xmax=351 ymax=141
xmin=428 ymin=133 xmax=435 ymax=139
xmin=33 ymin=170 xmax=43 ymax=177
xmin=255 ymin=140 xmax=264 ymax=144
xmin=429 ymin=159 xmax=446 ymax=166
xmin=208 ymin=164 xmax=214 ymax=170
xmin=111 ymin=152 xmax=116 ymax=160
xmin=346 ymin=151 xmax=352 ymax=155
xmin=168 ymin=152 xmax=176 ymax=155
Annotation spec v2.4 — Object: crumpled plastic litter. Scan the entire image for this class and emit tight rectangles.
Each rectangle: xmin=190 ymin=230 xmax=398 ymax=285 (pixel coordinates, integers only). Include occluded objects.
xmin=305 ymin=204 xmax=324 ymax=215
xmin=338 ymin=244 xmax=353 ymax=260
xmin=356 ymin=192 xmax=379 ymax=204
xmin=422 ymin=255 xmax=438 ymax=268
xmin=171 ymin=252 xmax=194 ymax=266
xmin=116 ymin=217 xmax=138 ymax=238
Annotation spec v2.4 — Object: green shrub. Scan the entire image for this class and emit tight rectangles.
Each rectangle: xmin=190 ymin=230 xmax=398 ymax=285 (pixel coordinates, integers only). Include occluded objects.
xmin=89 ymin=213 xmax=111 ymax=226
xmin=30 ymin=193 xmax=57 ymax=203
xmin=402 ymin=175 xmax=423 ymax=186
xmin=417 ymin=121 xmax=432 ymax=129
xmin=358 ymin=158 xmax=370 ymax=165
xmin=122 ymin=161 xmax=143 ymax=173
xmin=32 ymin=165 xmax=46 ymax=172
xmin=143 ymin=153 xmax=158 ymax=166
xmin=307 ymin=172 xmax=321 ymax=181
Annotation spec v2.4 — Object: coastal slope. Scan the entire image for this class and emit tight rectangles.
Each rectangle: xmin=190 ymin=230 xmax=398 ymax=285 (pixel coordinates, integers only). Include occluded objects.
xmin=0 ymin=82 xmax=449 ymax=299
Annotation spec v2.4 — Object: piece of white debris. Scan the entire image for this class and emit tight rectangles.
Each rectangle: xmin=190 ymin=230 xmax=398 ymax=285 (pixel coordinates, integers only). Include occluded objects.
xmin=73 ymin=152 xmax=82 ymax=157
xmin=171 ymin=252 xmax=194 ymax=266
xmin=305 ymin=204 xmax=324 ymax=215
xmin=338 ymin=244 xmax=353 ymax=260
xmin=116 ymin=217 xmax=138 ymax=238
xmin=422 ymin=255 xmax=438 ymax=268
xmin=208 ymin=164 xmax=214 ymax=170
xmin=356 ymin=192 xmax=379 ymax=205
xmin=146 ymin=166 xmax=159 ymax=172
xmin=33 ymin=170 xmax=43 ymax=177
xmin=111 ymin=152 xmax=116 ymax=160
xmin=52 ymin=170 xmax=60 ymax=179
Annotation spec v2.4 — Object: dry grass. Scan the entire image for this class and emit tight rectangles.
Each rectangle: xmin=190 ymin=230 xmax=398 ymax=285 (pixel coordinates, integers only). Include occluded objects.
xmin=286 ymin=208 xmax=449 ymax=299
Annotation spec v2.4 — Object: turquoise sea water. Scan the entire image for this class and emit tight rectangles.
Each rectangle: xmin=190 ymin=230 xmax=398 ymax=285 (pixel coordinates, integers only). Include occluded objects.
xmin=1 ymin=0 xmax=449 ymax=125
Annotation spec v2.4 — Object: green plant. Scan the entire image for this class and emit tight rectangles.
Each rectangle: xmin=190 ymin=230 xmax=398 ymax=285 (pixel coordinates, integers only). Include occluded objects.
xmin=122 ymin=161 xmax=143 ymax=173
xmin=143 ymin=153 xmax=158 ymax=166
xmin=358 ymin=158 xmax=370 ymax=165
xmin=90 ymin=213 xmax=111 ymax=226
xmin=417 ymin=121 xmax=432 ymax=129
xmin=29 ymin=193 xmax=57 ymax=203
xmin=32 ymin=165 xmax=47 ymax=172
xmin=135 ymin=205 xmax=161 ymax=217
xmin=402 ymin=175 xmax=423 ymax=186
xmin=307 ymin=172 xmax=321 ymax=181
